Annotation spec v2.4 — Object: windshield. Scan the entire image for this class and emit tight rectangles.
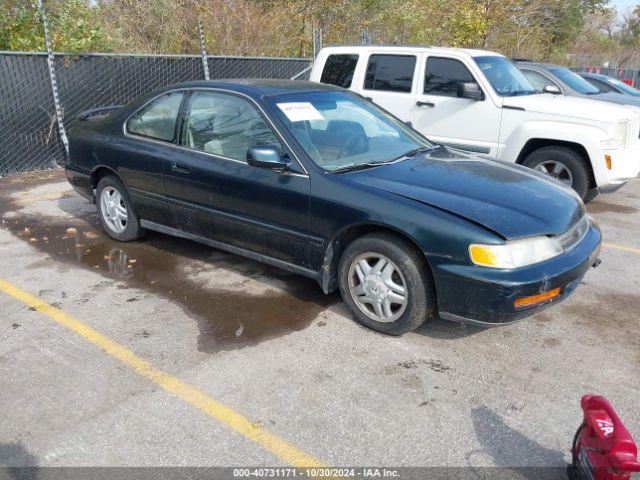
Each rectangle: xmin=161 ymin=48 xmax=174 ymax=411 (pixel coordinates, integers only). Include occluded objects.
xmin=608 ymin=77 xmax=640 ymax=96
xmin=268 ymin=91 xmax=431 ymax=172
xmin=474 ymin=56 xmax=537 ymax=96
xmin=550 ymin=67 xmax=600 ymax=94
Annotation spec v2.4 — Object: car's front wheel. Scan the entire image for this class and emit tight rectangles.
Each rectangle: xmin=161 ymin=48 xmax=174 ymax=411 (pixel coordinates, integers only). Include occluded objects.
xmin=96 ymin=175 xmax=144 ymax=242
xmin=522 ymin=146 xmax=591 ymax=200
xmin=338 ymin=232 xmax=435 ymax=335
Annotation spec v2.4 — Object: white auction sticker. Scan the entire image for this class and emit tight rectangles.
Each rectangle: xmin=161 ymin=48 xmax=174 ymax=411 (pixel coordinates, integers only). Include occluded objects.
xmin=276 ymin=102 xmax=324 ymax=122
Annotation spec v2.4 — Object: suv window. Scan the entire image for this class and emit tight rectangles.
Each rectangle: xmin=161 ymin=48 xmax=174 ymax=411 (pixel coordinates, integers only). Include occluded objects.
xmin=521 ymin=69 xmax=558 ymax=92
xmin=424 ymin=57 xmax=476 ymax=97
xmin=181 ymin=91 xmax=281 ymax=162
xmin=321 ymin=54 xmax=358 ymax=88
xmin=127 ymin=91 xmax=184 ymax=142
xmin=364 ymin=54 xmax=416 ymax=93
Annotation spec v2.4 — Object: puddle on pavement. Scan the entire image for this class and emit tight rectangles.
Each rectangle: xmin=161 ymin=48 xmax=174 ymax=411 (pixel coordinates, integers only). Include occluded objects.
xmin=1 ymin=180 xmax=339 ymax=353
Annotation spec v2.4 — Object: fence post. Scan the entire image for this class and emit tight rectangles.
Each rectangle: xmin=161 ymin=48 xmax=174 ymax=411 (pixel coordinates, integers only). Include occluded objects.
xmin=198 ymin=17 xmax=210 ymax=80
xmin=37 ymin=0 xmax=68 ymax=164
xmin=312 ymin=28 xmax=323 ymax=59
xmin=361 ymin=27 xmax=372 ymax=45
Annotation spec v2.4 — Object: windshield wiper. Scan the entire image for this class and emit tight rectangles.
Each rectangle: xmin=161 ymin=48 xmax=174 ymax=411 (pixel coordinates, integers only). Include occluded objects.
xmin=331 ymin=162 xmax=387 ymax=174
xmin=332 ymin=146 xmax=435 ymax=174
xmin=505 ymin=90 xmax=539 ymax=97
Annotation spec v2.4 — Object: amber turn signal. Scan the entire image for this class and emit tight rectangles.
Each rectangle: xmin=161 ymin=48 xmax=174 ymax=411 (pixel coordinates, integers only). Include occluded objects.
xmin=605 ymin=155 xmax=612 ymax=170
xmin=514 ymin=287 xmax=561 ymax=309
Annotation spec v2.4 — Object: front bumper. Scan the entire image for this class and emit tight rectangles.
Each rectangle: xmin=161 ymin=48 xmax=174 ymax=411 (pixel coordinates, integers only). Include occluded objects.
xmin=432 ymin=222 xmax=602 ymax=325
xmin=595 ymin=145 xmax=640 ymax=190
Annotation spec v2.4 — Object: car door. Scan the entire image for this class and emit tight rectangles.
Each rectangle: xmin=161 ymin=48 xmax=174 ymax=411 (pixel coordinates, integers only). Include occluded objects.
xmin=163 ymin=90 xmax=310 ymax=267
xmin=117 ymin=90 xmax=185 ymax=223
xmin=412 ymin=56 xmax=501 ymax=156
xmin=358 ymin=53 xmax=418 ymax=120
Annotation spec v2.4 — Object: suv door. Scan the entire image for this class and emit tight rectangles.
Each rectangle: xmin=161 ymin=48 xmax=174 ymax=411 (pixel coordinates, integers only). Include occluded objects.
xmin=163 ymin=90 xmax=310 ymax=267
xmin=359 ymin=53 xmax=418 ymax=120
xmin=413 ymin=56 xmax=501 ymax=156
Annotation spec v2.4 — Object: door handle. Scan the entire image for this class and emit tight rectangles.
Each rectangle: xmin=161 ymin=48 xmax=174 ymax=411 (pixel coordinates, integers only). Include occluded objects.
xmin=416 ymin=101 xmax=435 ymax=107
xmin=171 ymin=162 xmax=190 ymax=174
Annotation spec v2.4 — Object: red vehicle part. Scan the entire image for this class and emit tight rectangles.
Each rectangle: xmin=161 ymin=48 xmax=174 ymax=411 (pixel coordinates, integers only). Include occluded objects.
xmin=571 ymin=395 xmax=640 ymax=480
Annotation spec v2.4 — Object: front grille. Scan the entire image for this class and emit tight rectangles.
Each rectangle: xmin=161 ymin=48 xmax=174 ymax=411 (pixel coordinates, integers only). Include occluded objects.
xmin=557 ymin=215 xmax=589 ymax=251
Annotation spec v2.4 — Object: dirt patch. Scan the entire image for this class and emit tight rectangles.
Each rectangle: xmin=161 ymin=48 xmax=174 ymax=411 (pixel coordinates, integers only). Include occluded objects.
xmin=587 ymin=201 xmax=638 ymax=215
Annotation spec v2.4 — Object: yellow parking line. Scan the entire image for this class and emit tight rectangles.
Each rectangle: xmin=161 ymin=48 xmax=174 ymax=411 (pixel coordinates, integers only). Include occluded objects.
xmin=602 ymin=242 xmax=640 ymax=255
xmin=0 ymin=277 xmax=324 ymax=468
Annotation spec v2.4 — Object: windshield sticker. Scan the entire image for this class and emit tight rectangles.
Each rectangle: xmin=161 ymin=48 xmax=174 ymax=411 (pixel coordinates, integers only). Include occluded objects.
xmin=276 ymin=102 xmax=324 ymax=122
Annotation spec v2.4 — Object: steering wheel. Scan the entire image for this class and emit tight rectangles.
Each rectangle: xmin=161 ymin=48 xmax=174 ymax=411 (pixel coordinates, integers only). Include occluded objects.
xmin=336 ymin=132 xmax=368 ymax=160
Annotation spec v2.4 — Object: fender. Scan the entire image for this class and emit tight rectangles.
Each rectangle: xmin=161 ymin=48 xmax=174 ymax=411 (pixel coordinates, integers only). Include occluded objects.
xmin=498 ymin=120 xmax=610 ymax=187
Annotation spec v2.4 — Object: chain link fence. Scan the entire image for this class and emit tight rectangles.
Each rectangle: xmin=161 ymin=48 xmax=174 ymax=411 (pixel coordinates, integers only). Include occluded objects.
xmin=0 ymin=52 xmax=311 ymax=176
xmin=578 ymin=66 xmax=640 ymax=89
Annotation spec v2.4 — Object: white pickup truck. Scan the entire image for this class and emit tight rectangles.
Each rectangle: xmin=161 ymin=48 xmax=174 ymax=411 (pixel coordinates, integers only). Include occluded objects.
xmin=310 ymin=46 xmax=640 ymax=200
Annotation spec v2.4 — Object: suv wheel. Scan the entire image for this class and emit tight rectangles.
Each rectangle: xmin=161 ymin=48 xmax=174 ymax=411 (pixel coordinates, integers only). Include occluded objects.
xmin=338 ymin=232 xmax=435 ymax=335
xmin=522 ymin=146 xmax=590 ymax=199
xmin=96 ymin=175 xmax=145 ymax=241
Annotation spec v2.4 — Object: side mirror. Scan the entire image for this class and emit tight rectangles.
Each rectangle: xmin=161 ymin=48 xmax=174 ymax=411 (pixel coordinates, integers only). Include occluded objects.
xmin=543 ymin=84 xmax=561 ymax=94
xmin=247 ymin=146 xmax=290 ymax=170
xmin=459 ymin=82 xmax=483 ymax=101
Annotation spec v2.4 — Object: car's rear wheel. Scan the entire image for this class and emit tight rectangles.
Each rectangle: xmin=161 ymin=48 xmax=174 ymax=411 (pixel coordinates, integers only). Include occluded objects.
xmin=96 ymin=175 xmax=144 ymax=241
xmin=338 ymin=232 xmax=435 ymax=335
xmin=522 ymin=146 xmax=590 ymax=200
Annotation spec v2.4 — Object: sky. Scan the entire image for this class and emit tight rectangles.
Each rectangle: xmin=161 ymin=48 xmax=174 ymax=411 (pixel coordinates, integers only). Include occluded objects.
xmin=611 ymin=0 xmax=638 ymax=12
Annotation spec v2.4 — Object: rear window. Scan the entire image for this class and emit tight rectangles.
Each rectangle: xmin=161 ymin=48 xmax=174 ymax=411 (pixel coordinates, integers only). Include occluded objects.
xmin=127 ymin=92 xmax=183 ymax=142
xmin=320 ymin=54 xmax=359 ymax=88
xmin=364 ymin=54 xmax=416 ymax=93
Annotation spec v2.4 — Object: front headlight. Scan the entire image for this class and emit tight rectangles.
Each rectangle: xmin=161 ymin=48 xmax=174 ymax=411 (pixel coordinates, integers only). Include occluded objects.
xmin=602 ymin=121 xmax=628 ymax=149
xmin=469 ymin=236 xmax=563 ymax=269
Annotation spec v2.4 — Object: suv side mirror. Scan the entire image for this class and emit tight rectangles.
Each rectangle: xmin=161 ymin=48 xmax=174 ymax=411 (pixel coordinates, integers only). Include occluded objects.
xmin=459 ymin=82 xmax=483 ymax=101
xmin=543 ymin=84 xmax=561 ymax=94
xmin=247 ymin=146 xmax=290 ymax=170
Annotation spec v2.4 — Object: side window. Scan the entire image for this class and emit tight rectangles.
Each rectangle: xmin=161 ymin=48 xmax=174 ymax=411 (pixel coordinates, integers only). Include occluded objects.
xmin=521 ymin=70 xmax=557 ymax=92
xmin=586 ymin=78 xmax=613 ymax=92
xmin=424 ymin=57 xmax=476 ymax=97
xmin=321 ymin=54 xmax=359 ymax=88
xmin=127 ymin=92 xmax=183 ymax=142
xmin=364 ymin=54 xmax=416 ymax=93
xmin=181 ymin=91 xmax=281 ymax=162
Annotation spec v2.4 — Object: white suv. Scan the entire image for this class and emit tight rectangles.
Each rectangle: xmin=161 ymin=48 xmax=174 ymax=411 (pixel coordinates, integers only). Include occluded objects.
xmin=310 ymin=46 xmax=640 ymax=200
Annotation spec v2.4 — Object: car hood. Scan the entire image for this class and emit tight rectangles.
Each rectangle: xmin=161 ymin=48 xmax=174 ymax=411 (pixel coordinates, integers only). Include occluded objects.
xmin=585 ymin=92 xmax=640 ymax=107
xmin=504 ymin=93 xmax=640 ymax=122
xmin=345 ymin=148 xmax=585 ymax=240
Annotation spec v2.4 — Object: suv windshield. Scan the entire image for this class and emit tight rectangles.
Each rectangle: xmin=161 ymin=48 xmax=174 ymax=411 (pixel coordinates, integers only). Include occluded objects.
xmin=474 ymin=56 xmax=537 ymax=96
xmin=550 ymin=67 xmax=600 ymax=94
xmin=268 ymin=91 xmax=432 ymax=172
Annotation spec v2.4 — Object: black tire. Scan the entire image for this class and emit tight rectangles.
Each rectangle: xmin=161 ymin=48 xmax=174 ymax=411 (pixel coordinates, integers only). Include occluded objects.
xmin=96 ymin=175 xmax=145 ymax=242
xmin=522 ymin=146 xmax=591 ymax=199
xmin=338 ymin=232 xmax=435 ymax=335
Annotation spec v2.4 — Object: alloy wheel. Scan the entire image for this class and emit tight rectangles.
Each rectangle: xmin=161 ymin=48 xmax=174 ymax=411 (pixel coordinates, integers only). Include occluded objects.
xmin=347 ymin=253 xmax=408 ymax=323
xmin=535 ymin=160 xmax=574 ymax=187
xmin=100 ymin=186 xmax=128 ymax=234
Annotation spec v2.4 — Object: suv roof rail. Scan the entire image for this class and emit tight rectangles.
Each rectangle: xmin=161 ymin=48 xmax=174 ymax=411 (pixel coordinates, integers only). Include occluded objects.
xmin=512 ymin=58 xmax=532 ymax=62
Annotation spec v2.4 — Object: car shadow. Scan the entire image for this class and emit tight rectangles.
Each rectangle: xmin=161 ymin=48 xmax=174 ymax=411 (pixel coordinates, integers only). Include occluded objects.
xmin=415 ymin=316 xmax=488 ymax=339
